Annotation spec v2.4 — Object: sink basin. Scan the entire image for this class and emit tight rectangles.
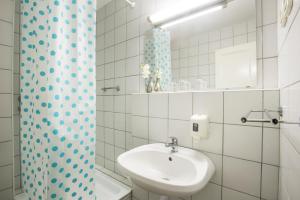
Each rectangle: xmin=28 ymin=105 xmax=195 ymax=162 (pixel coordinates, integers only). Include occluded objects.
xmin=117 ymin=143 xmax=215 ymax=197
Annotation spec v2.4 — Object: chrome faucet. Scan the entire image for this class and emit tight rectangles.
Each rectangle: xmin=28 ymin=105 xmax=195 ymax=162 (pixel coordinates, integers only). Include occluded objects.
xmin=165 ymin=137 xmax=178 ymax=153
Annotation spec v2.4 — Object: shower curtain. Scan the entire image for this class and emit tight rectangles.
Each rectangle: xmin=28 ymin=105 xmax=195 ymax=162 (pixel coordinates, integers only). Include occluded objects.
xmin=144 ymin=28 xmax=172 ymax=91
xmin=20 ymin=0 xmax=96 ymax=199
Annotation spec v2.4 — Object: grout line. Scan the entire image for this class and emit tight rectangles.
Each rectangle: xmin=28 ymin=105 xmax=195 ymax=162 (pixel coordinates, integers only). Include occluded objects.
xmin=260 ymin=90 xmax=264 ymax=199
xmin=0 ymin=18 xmax=13 ymax=24
xmin=222 ymin=185 xmax=261 ymax=199
xmin=0 ymin=163 xmax=13 ymax=168
xmin=221 ymin=91 xmax=225 ymax=200
xmin=0 ymin=187 xmax=13 ymax=193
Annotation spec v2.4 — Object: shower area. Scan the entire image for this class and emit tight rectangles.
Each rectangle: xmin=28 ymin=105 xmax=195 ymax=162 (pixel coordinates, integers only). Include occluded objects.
xmin=0 ymin=0 xmax=131 ymax=199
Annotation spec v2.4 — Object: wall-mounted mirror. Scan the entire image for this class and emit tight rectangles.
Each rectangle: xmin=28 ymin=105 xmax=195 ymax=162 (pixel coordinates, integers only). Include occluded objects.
xmin=143 ymin=0 xmax=257 ymax=91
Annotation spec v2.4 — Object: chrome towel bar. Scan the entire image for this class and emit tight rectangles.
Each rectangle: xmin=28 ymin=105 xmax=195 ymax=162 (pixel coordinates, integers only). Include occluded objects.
xmin=241 ymin=109 xmax=300 ymax=126
xmin=241 ymin=109 xmax=279 ymax=125
xmin=101 ymin=86 xmax=120 ymax=92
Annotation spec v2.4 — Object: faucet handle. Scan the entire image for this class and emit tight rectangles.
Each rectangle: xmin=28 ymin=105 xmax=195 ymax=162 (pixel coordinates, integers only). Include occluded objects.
xmin=168 ymin=136 xmax=178 ymax=144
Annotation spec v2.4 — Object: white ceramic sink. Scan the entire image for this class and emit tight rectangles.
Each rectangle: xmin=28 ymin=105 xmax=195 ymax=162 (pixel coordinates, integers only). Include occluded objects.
xmin=117 ymin=143 xmax=215 ymax=197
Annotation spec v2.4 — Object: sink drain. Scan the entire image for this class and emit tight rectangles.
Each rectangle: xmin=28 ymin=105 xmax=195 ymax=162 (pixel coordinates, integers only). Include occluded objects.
xmin=161 ymin=177 xmax=170 ymax=181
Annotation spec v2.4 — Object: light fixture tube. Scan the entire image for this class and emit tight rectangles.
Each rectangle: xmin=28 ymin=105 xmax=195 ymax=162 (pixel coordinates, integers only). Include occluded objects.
xmin=160 ymin=5 xmax=224 ymax=29
xmin=148 ymin=0 xmax=219 ymax=25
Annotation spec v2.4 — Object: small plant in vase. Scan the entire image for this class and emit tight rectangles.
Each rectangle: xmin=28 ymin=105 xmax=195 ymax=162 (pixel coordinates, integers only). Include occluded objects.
xmin=140 ymin=64 xmax=153 ymax=93
xmin=153 ymin=68 xmax=162 ymax=92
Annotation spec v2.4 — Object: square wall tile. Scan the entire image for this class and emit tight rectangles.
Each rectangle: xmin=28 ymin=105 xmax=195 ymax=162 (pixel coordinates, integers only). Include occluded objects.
xmin=115 ymin=60 xmax=126 ymax=78
xmin=125 ymin=75 xmax=140 ymax=94
xmin=193 ymin=92 xmax=223 ymax=123
xmin=0 ymin=0 xmax=13 ymax=22
xmin=132 ymin=116 xmax=148 ymax=139
xmin=104 ymin=47 xmax=115 ymax=64
xmin=127 ymin=19 xmax=140 ymax=39
xmin=168 ymin=120 xmax=192 ymax=147
xmin=132 ymin=137 xmax=148 ymax=148
xmin=96 ymin=66 xmax=104 ymax=81
xmin=96 ymin=111 xmax=104 ymax=126
xmin=104 ymin=143 xmax=115 ymax=160
xmin=131 ymin=94 xmax=148 ymax=116
xmin=96 ymin=50 xmax=104 ymax=66
xmin=133 ymin=184 xmax=149 ymax=200
xmin=263 ymin=128 xmax=279 ymax=165
xmin=127 ymin=37 xmax=139 ymax=58
xmin=105 ymin=30 xmax=114 ymax=48
xmin=1 ymin=188 xmax=13 ymax=200
xmin=115 ymin=8 xmax=126 ymax=27
xmin=96 ymin=126 xmax=104 ymax=141
xmin=0 ymin=118 xmax=11 ymax=142
xmin=105 ymin=1 xmax=115 ymax=17
xmin=263 ymin=58 xmax=278 ymax=89
xmin=0 ymin=46 xmax=12 ymax=70
xmin=96 ymin=21 xmax=104 ymax=36
xmin=0 ymin=142 xmax=13 ymax=166
xmin=193 ymin=123 xmax=223 ymax=154
xmin=114 ymin=113 xmax=126 ymax=131
xmin=222 ymin=187 xmax=260 ymax=200
xmin=115 ymin=42 xmax=126 ymax=61
xmin=114 ymin=147 xmax=125 ymax=161
xmin=224 ymin=125 xmax=262 ymax=162
xmin=223 ymin=156 xmax=261 ymax=197
xmin=149 ymin=93 xmax=168 ymax=118
xmin=115 ymin=130 xmax=126 ymax=148
xmin=0 ymin=165 xmax=12 ymax=190
xmin=263 ymin=90 xmax=280 ymax=128
xmin=115 ymin=25 xmax=127 ymax=43
xmin=224 ymin=90 xmax=263 ymax=125
xmin=114 ymin=78 xmax=126 ymax=95
xmin=125 ymin=114 xmax=132 ymax=133
xmin=96 ymin=35 xmax=104 ymax=51
xmin=104 ymin=128 xmax=114 ymax=145
xmin=149 ymin=118 xmax=168 ymax=143
xmin=126 ymin=56 xmax=140 ymax=76
xmin=104 ymin=159 xmax=115 ymax=171
xmin=262 ymin=0 xmax=277 ymax=25
xmin=104 ymin=112 xmax=114 ymax=128
xmin=261 ymin=164 xmax=279 ymax=200
xmin=114 ymin=95 xmax=125 ymax=113
xmin=103 ymin=96 xmax=114 ymax=111
xmin=95 ymin=156 xmax=104 ymax=168
xmin=169 ymin=93 xmax=192 ymax=120
xmin=192 ymin=183 xmax=221 ymax=200
xmin=0 ymin=94 xmax=11 ymax=117
xmin=0 ymin=21 xmax=13 ymax=46
xmin=104 ymin=15 xmax=114 ymax=32
xmin=203 ymin=152 xmax=222 ymax=185
xmin=263 ymin=23 xmax=277 ymax=58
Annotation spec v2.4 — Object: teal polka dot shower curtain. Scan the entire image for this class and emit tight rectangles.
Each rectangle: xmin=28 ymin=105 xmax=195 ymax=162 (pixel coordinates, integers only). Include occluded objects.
xmin=20 ymin=0 xmax=96 ymax=199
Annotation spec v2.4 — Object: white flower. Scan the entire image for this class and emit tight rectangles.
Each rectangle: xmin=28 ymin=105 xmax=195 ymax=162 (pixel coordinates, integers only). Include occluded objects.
xmin=141 ymin=64 xmax=151 ymax=79
xmin=155 ymin=68 xmax=161 ymax=79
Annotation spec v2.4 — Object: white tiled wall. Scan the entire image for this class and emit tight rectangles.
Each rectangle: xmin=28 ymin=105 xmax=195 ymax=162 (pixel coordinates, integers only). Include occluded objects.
xmin=0 ymin=0 xmax=15 ymax=199
xmin=96 ymin=0 xmax=280 ymax=199
xmin=277 ymin=0 xmax=300 ymax=200
xmin=130 ymin=90 xmax=279 ymax=200
xmin=171 ymin=19 xmax=256 ymax=86
xmin=13 ymin=0 xmax=21 ymax=193
xmin=95 ymin=0 xmax=155 ymax=172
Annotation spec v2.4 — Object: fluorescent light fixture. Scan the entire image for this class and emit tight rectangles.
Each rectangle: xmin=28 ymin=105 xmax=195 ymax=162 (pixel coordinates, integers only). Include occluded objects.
xmin=148 ymin=0 xmax=220 ymax=25
xmin=160 ymin=5 xmax=224 ymax=29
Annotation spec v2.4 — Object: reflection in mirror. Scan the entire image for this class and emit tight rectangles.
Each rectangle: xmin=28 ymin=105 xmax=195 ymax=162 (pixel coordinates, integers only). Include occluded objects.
xmin=143 ymin=0 xmax=257 ymax=92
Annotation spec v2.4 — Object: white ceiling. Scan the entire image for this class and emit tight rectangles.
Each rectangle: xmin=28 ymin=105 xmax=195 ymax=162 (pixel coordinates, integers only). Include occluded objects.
xmin=165 ymin=0 xmax=256 ymax=40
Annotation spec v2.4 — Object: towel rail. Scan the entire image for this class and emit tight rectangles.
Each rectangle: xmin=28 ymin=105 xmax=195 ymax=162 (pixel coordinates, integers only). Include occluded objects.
xmin=241 ymin=109 xmax=300 ymax=126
